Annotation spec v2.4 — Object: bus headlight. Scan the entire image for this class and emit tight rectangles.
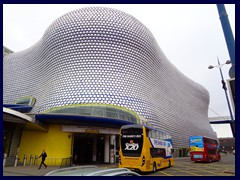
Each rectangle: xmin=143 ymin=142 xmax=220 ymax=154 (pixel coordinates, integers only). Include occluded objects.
xmin=119 ymin=155 xmax=121 ymax=165
xmin=142 ymin=156 xmax=145 ymax=166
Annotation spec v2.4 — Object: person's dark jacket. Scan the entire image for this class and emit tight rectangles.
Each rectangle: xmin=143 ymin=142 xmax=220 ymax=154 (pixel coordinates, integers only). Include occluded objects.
xmin=39 ymin=152 xmax=47 ymax=161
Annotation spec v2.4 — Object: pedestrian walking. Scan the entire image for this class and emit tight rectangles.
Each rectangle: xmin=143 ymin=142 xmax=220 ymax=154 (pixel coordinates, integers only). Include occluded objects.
xmin=38 ymin=149 xmax=47 ymax=169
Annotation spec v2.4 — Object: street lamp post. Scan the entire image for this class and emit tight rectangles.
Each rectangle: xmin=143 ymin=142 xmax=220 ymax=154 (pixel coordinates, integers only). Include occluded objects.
xmin=208 ymin=58 xmax=235 ymax=137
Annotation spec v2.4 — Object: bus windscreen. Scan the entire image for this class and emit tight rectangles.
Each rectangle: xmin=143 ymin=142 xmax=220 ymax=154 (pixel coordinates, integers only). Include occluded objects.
xmin=189 ymin=136 xmax=204 ymax=152
xmin=121 ymin=128 xmax=143 ymax=157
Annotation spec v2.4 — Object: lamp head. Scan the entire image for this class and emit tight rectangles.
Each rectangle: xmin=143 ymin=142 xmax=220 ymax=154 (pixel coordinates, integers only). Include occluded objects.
xmin=225 ymin=60 xmax=231 ymax=64
xmin=208 ymin=65 xmax=214 ymax=69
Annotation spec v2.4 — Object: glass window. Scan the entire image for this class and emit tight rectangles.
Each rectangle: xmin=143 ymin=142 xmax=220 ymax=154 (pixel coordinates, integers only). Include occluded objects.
xmin=151 ymin=130 xmax=156 ymax=139
xmin=150 ymin=148 xmax=166 ymax=158
xmin=15 ymin=96 xmax=36 ymax=106
xmin=44 ymin=104 xmax=139 ymax=123
xmin=156 ymin=131 xmax=159 ymax=139
xmin=78 ymin=107 xmax=92 ymax=115
xmin=163 ymin=134 xmax=167 ymax=140
xmin=121 ymin=127 xmax=143 ymax=157
xmin=159 ymin=132 xmax=164 ymax=140
xmin=106 ymin=111 xmax=117 ymax=118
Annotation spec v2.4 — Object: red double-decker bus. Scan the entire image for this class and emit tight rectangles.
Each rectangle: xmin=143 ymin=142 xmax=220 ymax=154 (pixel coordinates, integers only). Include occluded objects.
xmin=189 ymin=136 xmax=221 ymax=162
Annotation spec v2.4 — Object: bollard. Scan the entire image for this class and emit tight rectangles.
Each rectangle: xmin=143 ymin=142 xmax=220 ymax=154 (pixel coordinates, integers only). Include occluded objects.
xmin=14 ymin=155 xmax=18 ymax=167
xmin=29 ymin=154 xmax=33 ymax=165
xmin=23 ymin=154 xmax=27 ymax=166
xmin=3 ymin=153 xmax=7 ymax=167
xmin=34 ymin=155 xmax=38 ymax=165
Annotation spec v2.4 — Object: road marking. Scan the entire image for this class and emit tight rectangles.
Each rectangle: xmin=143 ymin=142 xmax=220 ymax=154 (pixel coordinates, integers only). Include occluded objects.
xmin=175 ymin=163 xmax=233 ymax=176
xmin=173 ymin=167 xmax=202 ymax=176
xmin=159 ymin=171 xmax=173 ymax=176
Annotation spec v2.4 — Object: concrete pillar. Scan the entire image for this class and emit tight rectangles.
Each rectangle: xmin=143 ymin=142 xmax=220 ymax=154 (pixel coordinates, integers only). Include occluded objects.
xmin=104 ymin=134 xmax=110 ymax=163
xmin=92 ymin=137 xmax=97 ymax=162
xmin=110 ymin=135 xmax=115 ymax=164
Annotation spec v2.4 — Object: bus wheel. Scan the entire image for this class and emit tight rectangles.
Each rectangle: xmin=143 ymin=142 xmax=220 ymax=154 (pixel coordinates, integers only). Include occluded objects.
xmin=168 ymin=160 xmax=171 ymax=167
xmin=209 ymin=158 xmax=212 ymax=163
xmin=153 ymin=162 xmax=157 ymax=172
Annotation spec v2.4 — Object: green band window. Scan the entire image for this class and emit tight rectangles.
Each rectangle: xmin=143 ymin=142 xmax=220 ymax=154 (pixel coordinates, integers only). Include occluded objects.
xmin=43 ymin=104 xmax=140 ymax=124
xmin=15 ymin=96 xmax=36 ymax=106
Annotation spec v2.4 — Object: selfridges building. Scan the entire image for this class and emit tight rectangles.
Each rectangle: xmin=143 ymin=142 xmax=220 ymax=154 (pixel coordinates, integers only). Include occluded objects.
xmin=3 ymin=7 xmax=217 ymax=151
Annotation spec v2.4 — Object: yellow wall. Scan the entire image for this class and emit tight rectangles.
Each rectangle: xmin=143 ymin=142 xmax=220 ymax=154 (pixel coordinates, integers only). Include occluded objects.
xmin=19 ymin=124 xmax=72 ymax=166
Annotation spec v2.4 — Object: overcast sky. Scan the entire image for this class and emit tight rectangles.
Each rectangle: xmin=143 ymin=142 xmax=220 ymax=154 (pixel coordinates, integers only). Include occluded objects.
xmin=3 ymin=4 xmax=235 ymax=138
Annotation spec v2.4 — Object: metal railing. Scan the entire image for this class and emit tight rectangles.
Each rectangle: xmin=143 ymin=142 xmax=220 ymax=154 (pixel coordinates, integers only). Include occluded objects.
xmin=60 ymin=156 xmax=73 ymax=168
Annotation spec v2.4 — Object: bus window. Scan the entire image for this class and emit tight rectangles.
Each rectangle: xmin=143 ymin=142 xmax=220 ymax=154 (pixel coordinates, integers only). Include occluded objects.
xmin=160 ymin=149 xmax=166 ymax=157
xmin=150 ymin=148 xmax=166 ymax=158
xmin=120 ymin=127 xmax=143 ymax=157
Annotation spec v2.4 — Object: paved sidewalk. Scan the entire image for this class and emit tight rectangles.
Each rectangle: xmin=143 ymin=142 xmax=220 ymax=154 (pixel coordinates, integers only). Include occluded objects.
xmin=3 ymin=164 xmax=118 ymax=176
xmin=3 ymin=165 xmax=60 ymax=176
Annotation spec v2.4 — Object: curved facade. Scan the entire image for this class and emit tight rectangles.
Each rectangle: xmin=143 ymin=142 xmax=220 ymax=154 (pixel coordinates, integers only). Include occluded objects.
xmin=3 ymin=7 xmax=216 ymax=148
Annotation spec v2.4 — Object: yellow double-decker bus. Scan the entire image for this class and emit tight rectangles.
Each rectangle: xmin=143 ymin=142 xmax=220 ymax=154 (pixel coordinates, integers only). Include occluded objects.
xmin=118 ymin=124 xmax=174 ymax=173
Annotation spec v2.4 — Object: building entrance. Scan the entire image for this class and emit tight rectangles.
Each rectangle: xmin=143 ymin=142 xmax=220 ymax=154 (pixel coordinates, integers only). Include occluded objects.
xmin=73 ymin=133 xmax=104 ymax=165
